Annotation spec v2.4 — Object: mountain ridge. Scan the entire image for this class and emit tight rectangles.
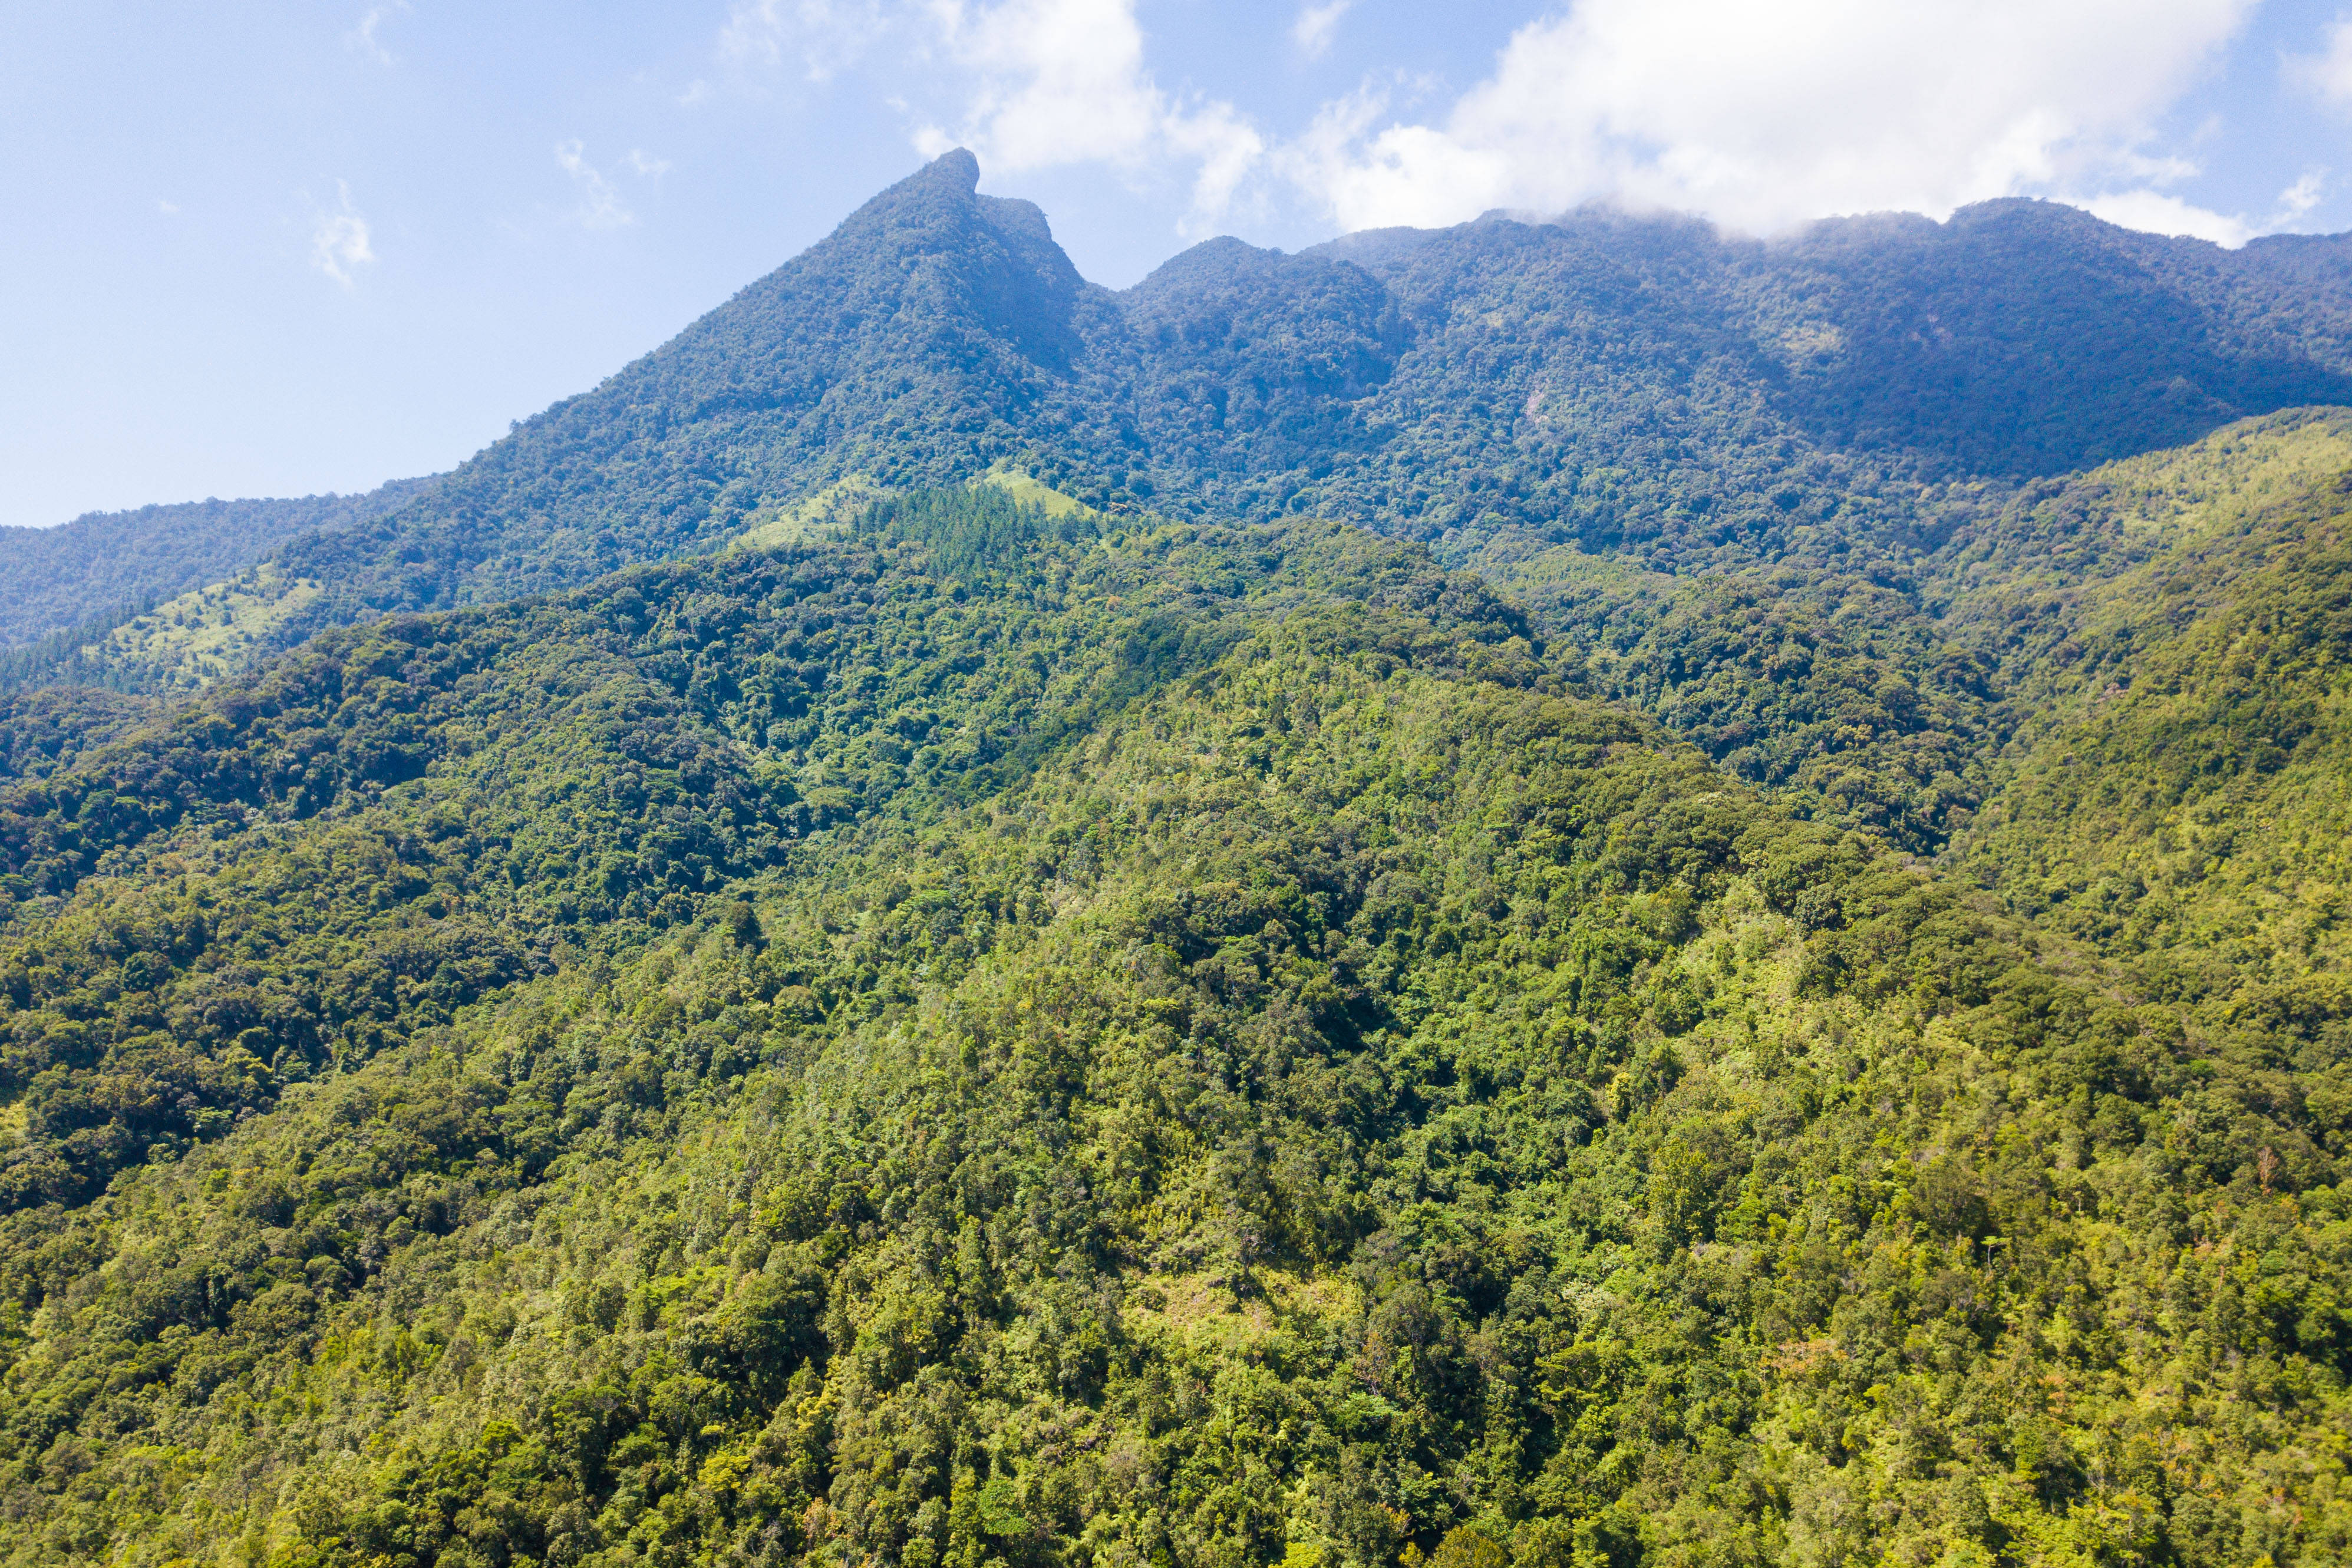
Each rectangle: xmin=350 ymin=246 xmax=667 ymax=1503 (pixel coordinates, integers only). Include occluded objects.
xmin=0 ymin=480 xmax=436 ymax=656
xmin=10 ymin=145 xmax=2352 ymax=1568
xmin=11 ymin=153 xmax=2352 ymax=692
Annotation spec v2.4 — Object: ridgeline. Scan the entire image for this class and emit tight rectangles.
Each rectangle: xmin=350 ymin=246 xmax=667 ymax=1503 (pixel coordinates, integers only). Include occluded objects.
xmin=2 ymin=158 xmax=2352 ymax=1567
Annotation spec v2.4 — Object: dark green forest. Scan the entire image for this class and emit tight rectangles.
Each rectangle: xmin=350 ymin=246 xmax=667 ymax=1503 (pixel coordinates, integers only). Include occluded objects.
xmin=2 ymin=448 xmax=2351 ymax=1565
xmin=6 ymin=153 xmax=2352 ymax=1568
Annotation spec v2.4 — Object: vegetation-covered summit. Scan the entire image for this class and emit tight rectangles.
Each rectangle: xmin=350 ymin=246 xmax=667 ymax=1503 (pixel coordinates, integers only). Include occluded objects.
xmin=16 ymin=154 xmax=2352 ymax=694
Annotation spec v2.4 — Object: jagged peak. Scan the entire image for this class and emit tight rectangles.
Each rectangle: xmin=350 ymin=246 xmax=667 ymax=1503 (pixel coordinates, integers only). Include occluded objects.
xmin=921 ymin=146 xmax=981 ymax=194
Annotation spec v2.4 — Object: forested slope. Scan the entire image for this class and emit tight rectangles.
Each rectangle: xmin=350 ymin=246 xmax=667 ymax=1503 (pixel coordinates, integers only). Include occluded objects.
xmin=24 ymin=154 xmax=2352 ymax=694
xmin=0 ymin=480 xmax=435 ymax=655
xmin=8 ymin=148 xmax=2352 ymax=1568
xmin=3 ymin=490 xmax=2351 ymax=1567
xmin=1941 ymin=416 xmax=2352 ymax=1058
xmin=1295 ymin=202 xmax=2352 ymax=559
xmin=1450 ymin=408 xmax=2352 ymax=864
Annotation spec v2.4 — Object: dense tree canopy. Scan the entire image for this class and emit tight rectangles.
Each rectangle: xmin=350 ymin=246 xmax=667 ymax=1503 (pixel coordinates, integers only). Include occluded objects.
xmin=6 ymin=152 xmax=2352 ymax=1568
xmin=14 ymin=154 xmax=2351 ymax=695
xmin=0 ymin=483 xmax=434 ymax=654
xmin=2 ymin=457 xmax=2352 ymax=1565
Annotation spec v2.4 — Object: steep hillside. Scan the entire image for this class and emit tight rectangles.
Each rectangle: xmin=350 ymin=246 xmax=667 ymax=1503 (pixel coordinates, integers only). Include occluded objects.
xmin=0 ymin=493 xmax=1526 ymax=1204
xmin=1447 ymin=406 xmax=2352 ymax=1144
xmin=1938 ymin=416 xmax=2352 ymax=1054
xmin=0 ymin=688 xmax=163 ymax=785
xmin=1430 ymin=411 xmax=2349 ymax=867
xmin=24 ymin=156 xmax=2352 ymax=694
xmin=2 ymin=493 xmax=2351 ymax=1567
xmin=1291 ymin=203 xmax=2352 ymax=560
xmin=262 ymin=154 xmax=1116 ymax=623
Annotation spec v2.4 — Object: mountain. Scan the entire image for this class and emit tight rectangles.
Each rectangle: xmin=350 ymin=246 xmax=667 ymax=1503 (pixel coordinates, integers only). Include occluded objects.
xmin=1464 ymin=406 xmax=2352 ymax=861
xmin=16 ymin=152 xmax=2352 ymax=693
xmin=1943 ymin=412 xmax=2352 ymax=1048
xmin=5 ymin=154 xmax=2352 ymax=1567
xmin=0 ymin=480 xmax=435 ymax=660
xmin=1301 ymin=202 xmax=2352 ymax=556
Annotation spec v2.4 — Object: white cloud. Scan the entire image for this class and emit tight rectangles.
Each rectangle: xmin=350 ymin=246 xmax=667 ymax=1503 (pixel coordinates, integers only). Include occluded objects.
xmin=156 ymin=199 xmax=179 ymax=214
xmin=916 ymin=0 xmax=1264 ymax=227
xmin=2081 ymin=189 xmax=2250 ymax=246
xmin=2290 ymin=14 xmax=2352 ymax=107
xmin=628 ymin=149 xmax=674 ymax=177
xmin=347 ymin=2 xmax=406 ymax=65
xmin=2276 ymin=169 xmax=2327 ymax=223
xmin=1286 ymin=0 xmax=2258 ymax=235
xmin=556 ymin=141 xmax=634 ymax=229
xmin=312 ymin=181 xmax=374 ymax=286
xmin=1293 ymin=1 xmax=1351 ymax=58
xmin=712 ymin=0 xmax=1261 ymax=228
xmin=698 ymin=0 xmax=2307 ymax=249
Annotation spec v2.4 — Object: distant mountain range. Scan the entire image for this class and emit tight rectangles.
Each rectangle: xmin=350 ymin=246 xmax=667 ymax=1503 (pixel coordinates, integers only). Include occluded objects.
xmin=0 ymin=483 xmax=434 ymax=663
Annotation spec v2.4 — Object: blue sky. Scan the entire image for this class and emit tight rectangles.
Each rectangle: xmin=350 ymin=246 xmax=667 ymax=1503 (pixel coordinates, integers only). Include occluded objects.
xmin=4 ymin=0 xmax=2350 ymax=529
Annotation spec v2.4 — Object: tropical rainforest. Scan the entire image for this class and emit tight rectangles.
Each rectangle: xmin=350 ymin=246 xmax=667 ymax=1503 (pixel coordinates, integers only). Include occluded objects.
xmin=2 ymin=152 xmax=2352 ymax=1568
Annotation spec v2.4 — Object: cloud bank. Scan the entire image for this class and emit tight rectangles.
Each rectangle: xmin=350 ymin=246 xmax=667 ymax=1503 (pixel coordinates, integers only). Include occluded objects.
xmin=1290 ymin=0 xmax=2259 ymax=236
xmin=716 ymin=0 xmax=2273 ymax=245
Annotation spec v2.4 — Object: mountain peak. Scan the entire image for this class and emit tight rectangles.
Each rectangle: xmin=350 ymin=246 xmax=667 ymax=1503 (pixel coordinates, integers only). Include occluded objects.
xmin=27 ymin=156 xmax=2352 ymax=688
xmin=923 ymin=146 xmax=981 ymax=194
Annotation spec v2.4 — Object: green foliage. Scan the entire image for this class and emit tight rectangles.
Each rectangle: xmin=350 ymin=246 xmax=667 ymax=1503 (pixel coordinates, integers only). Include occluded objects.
xmin=0 ymin=688 xmax=160 ymax=785
xmin=0 ymin=482 xmax=430 ymax=656
xmin=39 ymin=155 xmax=2352 ymax=694
xmin=0 ymin=596 xmax=159 ymax=692
xmin=2 ymin=477 xmax=2351 ymax=1567
xmin=1485 ymin=550 xmax=2002 ymax=854
xmin=6 ymin=152 xmax=2352 ymax=1568
xmin=850 ymin=486 xmax=1100 ymax=582
xmin=1948 ymin=451 xmax=2352 ymax=1064
xmin=1444 ymin=411 xmax=2352 ymax=874
xmin=0 ymin=512 xmax=1520 ymax=1213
